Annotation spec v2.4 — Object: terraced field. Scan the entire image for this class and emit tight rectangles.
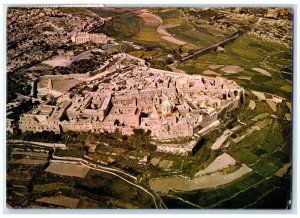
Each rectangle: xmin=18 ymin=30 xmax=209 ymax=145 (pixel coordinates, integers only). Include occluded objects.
xmin=45 ymin=162 xmax=90 ymax=178
xmin=153 ymin=92 xmax=291 ymax=209
xmin=6 ymin=7 xmax=292 ymax=209
xmin=177 ymin=33 xmax=292 ymax=100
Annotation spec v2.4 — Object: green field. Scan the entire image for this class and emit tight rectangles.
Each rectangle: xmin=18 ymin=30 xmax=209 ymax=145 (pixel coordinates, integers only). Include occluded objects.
xmin=153 ymin=89 xmax=291 ymax=209
xmin=7 ymin=8 xmax=292 ymax=209
xmin=177 ymin=34 xmax=292 ymax=100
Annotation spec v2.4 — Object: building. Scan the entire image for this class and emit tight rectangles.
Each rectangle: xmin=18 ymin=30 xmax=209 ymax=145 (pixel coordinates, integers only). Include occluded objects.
xmin=19 ymin=100 xmax=71 ymax=134
xmin=71 ymin=32 xmax=109 ymax=44
xmin=19 ymin=53 xmax=245 ymax=142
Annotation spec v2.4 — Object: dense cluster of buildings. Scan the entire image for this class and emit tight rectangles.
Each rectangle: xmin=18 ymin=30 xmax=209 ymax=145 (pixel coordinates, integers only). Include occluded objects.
xmin=7 ymin=8 xmax=103 ymax=72
xmin=18 ymin=53 xmax=245 ymax=141
xmin=184 ymin=8 xmax=292 ymax=48
xmin=71 ymin=32 xmax=109 ymax=44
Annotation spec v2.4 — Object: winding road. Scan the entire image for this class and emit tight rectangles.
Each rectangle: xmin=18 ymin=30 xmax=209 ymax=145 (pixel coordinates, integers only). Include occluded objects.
xmin=51 ymin=149 xmax=167 ymax=209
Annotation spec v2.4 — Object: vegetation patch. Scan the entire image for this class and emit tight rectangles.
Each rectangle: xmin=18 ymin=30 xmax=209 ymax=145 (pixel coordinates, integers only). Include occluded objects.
xmin=195 ymin=153 xmax=236 ymax=177
xmin=45 ymin=162 xmax=89 ymax=178
xmin=36 ymin=195 xmax=79 ymax=208
xmin=149 ymin=165 xmax=252 ymax=193
xmin=280 ymin=84 xmax=292 ymax=93
xmin=33 ymin=182 xmax=71 ymax=193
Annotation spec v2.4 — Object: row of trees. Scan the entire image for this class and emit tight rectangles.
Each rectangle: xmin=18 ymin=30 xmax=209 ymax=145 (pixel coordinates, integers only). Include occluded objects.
xmin=11 ymin=127 xmax=157 ymax=152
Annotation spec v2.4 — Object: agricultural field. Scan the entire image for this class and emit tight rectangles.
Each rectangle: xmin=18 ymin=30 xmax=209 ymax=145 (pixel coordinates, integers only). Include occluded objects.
xmin=6 ymin=142 xmax=158 ymax=208
xmin=36 ymin=195 xmax=80 ymax=208
xmin=150 ymin=90 xmax=292 ymax=209
xmin=6 ymin=7 xmax=292 ymax=209
xmin=153 ymin=8 xmax=238 ymax=49
xmin=45 ymin=162 xmax=90 ymax=178
xmin=6 ymin=96 xmax=292 ymax=209
xmin=149 ymin=165 xmax=252 ymax=193
xmin=35 ymin=84 xmax=290 ymax=209
xmin=92 ymin=7 xmax=292 ymax=100
xmin=177 ymin=33 xmax=292 ymax=100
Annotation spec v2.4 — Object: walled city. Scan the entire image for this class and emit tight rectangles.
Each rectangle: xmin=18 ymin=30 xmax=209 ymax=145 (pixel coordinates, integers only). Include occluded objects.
xmin=19 ymin=53 xmax=245 ymax=141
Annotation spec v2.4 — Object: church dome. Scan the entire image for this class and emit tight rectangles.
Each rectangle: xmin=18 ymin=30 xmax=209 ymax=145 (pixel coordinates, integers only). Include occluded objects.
xmin=161 ymin=99 xmax=172 ymax=115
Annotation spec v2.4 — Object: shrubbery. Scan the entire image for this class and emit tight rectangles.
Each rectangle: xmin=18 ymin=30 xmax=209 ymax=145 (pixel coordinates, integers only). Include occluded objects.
xmin=22 ymin=131 xmax=60 ymax=143
xmin=69 ymin=129 xmax=157 ymax=152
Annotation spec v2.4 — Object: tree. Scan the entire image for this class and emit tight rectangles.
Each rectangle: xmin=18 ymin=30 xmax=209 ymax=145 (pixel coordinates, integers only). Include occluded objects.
xmin=114 ymin=119 xmax=121 ymax=126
